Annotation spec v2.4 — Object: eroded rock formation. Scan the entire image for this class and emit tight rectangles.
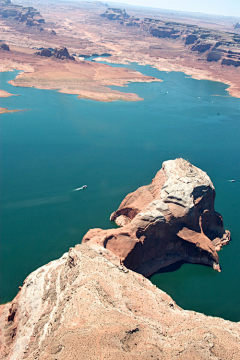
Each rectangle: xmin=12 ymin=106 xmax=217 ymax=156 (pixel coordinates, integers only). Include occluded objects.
xmin=35 ymin=48 xmax=51 ymax=57
xmin=0 ymin=43 xmax=9 ymax=51
xmin=34 ymin=47 xmax=75 ymax=60
xmin=0 ymin=0 xmax=45 ymax=27
xmin=1 ymin=244 xmax=240 ymax=360
xmin=53 ymin=47 xmax=75 ymax=60
xmin=100 ymin=9 xmax=240 ymax=65
xmin=83 ymin=159 xmax=230 ymax=276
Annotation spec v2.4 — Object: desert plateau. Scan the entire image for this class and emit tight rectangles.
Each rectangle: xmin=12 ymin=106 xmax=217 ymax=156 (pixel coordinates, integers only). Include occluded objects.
xmin=0 ymin=0 xmax=240 ymax=359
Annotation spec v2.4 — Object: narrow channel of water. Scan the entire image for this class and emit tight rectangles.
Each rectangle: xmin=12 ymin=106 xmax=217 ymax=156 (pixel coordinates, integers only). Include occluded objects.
xmin=0 ymin=64 xmax=239 ymax=321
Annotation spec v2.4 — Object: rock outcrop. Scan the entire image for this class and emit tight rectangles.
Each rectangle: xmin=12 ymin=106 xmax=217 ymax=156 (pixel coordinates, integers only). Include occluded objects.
xmin=150 ymin=27 xmax=179 ymax=39
xmin=207 ymin=49 xmax=222 ymax=62
xmin=221 ymin=57 xmax=240 ymax=67
xmin=34 ymin=47 xmax=75 ymax=60
xmin=83 ymin=159 xmax=230 ymax=277
xmin=0 ymin=0 xmax=45 ymax=27
xmin=100 ymin=7 xmax=130 ymax=21
xmin=35 ymin=48 xmax=52 ymax=57
xmin=0 ymin=43 xmax=10 ymax=51
xmin=1 ymin=243 xmax=240 ymax=360
xmin=100 ymin=9 xmax=240 ymax=66
xmin=53 ymin=47 xmax=75 ymax=60
xmin=191 ymin=43 xmax=212 ymax=53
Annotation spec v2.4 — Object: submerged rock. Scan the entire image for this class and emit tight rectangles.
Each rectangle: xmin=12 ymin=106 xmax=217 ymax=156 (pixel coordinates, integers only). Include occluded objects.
xmin=83 ymin=158 xmax=230 ymax=276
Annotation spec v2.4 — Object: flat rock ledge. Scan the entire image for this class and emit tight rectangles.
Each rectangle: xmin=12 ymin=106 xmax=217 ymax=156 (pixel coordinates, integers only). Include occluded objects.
xmin=1 ymin=244 xmax=240 ymax=360
xmin=83 ymin=158 xmax=230 ymax=276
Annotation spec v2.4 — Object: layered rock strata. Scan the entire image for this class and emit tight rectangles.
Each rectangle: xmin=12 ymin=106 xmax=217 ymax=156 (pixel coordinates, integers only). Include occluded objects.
xmin=0 ymin=0 xmax=45 ymax=27
xmin=100 ymin=8 xmax=240 ymax=66
xmin=83 ymin=158 xmax=230 ymax=276
xmin=1 ymin=244 xmax=240 ymax=360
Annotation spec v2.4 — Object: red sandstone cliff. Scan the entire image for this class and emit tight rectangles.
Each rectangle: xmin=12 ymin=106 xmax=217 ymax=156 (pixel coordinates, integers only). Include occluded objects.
xmin=83 ymin=158 xmax=230 ymax=276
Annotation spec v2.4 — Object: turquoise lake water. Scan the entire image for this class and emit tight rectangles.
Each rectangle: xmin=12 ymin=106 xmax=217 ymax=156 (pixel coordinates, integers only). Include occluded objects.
xmin=0 ymin=63 xmax=239 ymax=321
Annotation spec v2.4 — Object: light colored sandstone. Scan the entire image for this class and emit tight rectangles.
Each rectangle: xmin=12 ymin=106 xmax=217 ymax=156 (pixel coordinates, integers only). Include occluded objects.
xmin=0 ymin=244 xmax=239 ymax=360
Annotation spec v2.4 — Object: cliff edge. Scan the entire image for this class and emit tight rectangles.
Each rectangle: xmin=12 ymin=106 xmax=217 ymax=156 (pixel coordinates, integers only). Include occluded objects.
xmin=0 ymin=159 xmax=236 ymax=360
xmin=83 ymin=158 xmax=230 ymax=276
xmin=1 ymin=244 xmax=240 ymax=360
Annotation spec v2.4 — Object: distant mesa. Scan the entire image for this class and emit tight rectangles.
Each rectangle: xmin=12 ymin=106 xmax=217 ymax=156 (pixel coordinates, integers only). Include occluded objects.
xmin=35 ymin=48 xmax=51 ymax=57
xmin=35 ymin=47 xmax=75 ymax=61
xmin=54 ymin=47 xmax=75 ymax=60
xmin=207 ymin=49 xmax=222 ymax=62
xmin=0 ymin=43 xmax=10 ymax=51
xmin=0 ymin=0 xmax=45 ymax=27
xmin=234 ymin=22 xmax=240 ymax=29
xmin=191 ymin=43 xmax=212 ymax=53
xmin=221 ymin=58 xmax=240 ymax=67
xmin=83 ymin=158 xmax=231 ymax=277
xmin=100 ymin=8 xmax=240 ymax=67
xmin=101 ymin=7 xmax=130 ymax=21
xmin=185 ymin=34 xmax=198 ymax=45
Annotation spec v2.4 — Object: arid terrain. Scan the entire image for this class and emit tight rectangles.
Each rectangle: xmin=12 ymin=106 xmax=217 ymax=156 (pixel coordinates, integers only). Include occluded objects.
xmin=1 ymin=0 xmax=240 ymax=104
xmin=1 ymin=2 xmax=240 ymax=358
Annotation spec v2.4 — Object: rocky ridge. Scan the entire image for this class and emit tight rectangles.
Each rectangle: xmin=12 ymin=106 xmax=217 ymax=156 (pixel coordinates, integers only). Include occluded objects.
xmin=100 ymin=8 xmax=240 ymax=67
xmin=83 ymin=158 xmax=230 ymax=276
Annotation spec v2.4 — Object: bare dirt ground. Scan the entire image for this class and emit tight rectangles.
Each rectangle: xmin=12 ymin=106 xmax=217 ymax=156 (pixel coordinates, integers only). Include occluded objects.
xmin=1 ymin=0 xmax=240 ymax=99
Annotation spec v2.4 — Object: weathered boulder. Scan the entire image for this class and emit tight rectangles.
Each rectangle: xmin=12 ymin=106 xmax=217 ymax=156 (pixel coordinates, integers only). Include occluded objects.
xmin=1 ymin=243 xmax=240 ymax=360
xmin=83 ymin=159 xmax=230 ymax=276
xmin=53 ymin=47 xmax=75 ymax=60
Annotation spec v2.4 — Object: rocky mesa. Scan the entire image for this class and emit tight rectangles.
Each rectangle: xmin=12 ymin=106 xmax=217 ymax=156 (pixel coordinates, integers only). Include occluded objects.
xmin=100 ymin=8 xmax=240 ymax=68
xmin=83 ymin=158 xmax=230 ymax=276
xmin=0 ymin=159 xmax=237 ymax=360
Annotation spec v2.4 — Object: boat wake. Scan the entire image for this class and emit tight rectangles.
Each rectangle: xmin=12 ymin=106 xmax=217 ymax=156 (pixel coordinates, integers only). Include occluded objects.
xmin=73 ymin=185 xmax=88 ymax=191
